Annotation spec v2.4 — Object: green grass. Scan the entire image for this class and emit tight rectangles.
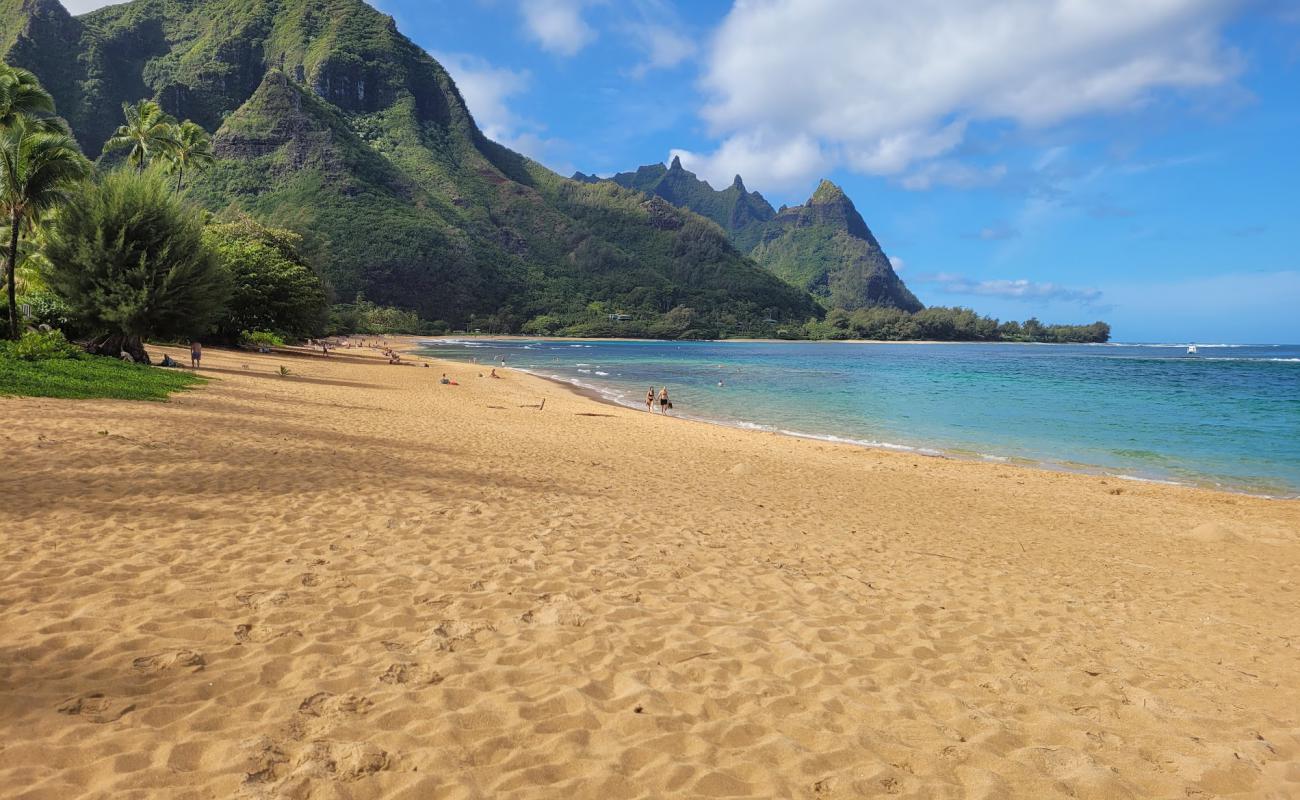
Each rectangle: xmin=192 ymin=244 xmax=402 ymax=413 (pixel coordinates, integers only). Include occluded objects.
xmin=0 ymin=353 xmax=207 ymax=401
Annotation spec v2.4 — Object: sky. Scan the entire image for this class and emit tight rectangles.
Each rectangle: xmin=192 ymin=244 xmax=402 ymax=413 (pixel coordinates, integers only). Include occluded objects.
xmin=62 ymin=0 xmax=1300 ymax=342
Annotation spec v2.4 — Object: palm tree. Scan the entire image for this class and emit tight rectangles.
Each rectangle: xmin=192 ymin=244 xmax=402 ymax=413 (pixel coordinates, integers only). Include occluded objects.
xmin=0 ymin=118 xmax=90 ymax=338
xmin=0 ymin=64 xmax=66 ymax=133
xmin=103 ymin=99 xmax=178 ymax=170
xmin=167 ymin=120 xmax=215 ymax=192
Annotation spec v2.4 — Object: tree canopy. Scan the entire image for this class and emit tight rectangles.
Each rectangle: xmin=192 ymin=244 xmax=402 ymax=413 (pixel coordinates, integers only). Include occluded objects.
xmin=203 ymin=216 xmax=328 ymax=340
xmin=43 ymin=168 xmax=230 ymax=362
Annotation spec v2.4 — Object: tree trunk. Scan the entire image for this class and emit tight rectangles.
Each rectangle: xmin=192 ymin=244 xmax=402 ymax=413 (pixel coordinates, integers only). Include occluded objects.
xmin=175 ymin=164 xmax=184 ymax=194
xmin=87 ymin=332 xmax=151 ymax=365
xmin=6 ymin=211 xmax=20 ymax=340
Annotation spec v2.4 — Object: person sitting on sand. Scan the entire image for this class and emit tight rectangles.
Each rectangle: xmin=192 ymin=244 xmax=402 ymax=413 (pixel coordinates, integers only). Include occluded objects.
xmin=190 ymin=340 xmax=202 ymax=369
xmin=658 ymin=386 xmax=670 ymax=414
xmin=440 ymin=374 xmax=450 ymax=384
xmin=646 ymin=388 xmax=655 ymax=412
xmin=490 ymin=368 xmax=500 ymax=379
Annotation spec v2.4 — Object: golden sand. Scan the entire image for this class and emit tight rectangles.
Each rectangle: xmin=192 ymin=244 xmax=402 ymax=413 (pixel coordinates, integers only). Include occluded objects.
xmin=1 ymin=343 xmax=1298 ymax=799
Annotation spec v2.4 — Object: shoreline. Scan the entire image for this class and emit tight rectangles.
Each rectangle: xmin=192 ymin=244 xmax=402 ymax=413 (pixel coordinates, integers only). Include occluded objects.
xmin=4 ymin=342 xmax=1299 ymax=798
xmin=403 ymin=338 xmax=1300 ymax=502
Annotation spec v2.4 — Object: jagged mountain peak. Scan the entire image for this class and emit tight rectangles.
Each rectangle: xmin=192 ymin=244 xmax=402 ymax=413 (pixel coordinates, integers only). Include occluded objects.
xmin=810 ymin=178 xmax=848 ymax=205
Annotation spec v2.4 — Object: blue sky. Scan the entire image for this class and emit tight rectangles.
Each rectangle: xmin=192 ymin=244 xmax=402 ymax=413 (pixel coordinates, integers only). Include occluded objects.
xmin=65 ymin=0 xmax=1300 ymax=342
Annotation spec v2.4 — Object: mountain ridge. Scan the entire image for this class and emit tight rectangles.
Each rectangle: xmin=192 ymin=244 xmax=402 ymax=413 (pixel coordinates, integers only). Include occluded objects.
xmin=0 ymin=0 xmax=819 ymax=332
xmin=604 ymin=160 xmax=921 ymax=312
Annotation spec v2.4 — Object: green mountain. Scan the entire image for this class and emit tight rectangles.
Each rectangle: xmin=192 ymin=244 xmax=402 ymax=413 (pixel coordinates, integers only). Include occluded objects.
xmin=753 ymin=180 xmax=922 ymax=312
xmin=598 ymin=158 xmax=921 ymax=312
xmin=601 ymin=156 xmax=777 ymax=241
xmin=0 ymin=0 xmax=818 ymax=330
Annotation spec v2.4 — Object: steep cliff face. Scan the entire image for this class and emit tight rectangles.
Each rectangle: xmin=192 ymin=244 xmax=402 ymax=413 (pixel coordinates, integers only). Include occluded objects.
xmin=752 ymin=179 xmax=921 ymax=312
xmin=1 ymin=0 xmax=819 ymax=327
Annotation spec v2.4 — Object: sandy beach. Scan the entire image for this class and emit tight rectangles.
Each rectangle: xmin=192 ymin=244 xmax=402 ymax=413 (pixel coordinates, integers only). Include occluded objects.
xmin=2 ymin=342 xmax=1298 ymax=799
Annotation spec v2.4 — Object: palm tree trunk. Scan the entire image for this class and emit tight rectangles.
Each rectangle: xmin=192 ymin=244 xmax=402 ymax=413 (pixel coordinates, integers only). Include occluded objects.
xmin=6 ymin=210 xmax=19 ymax=340
xmin=175 ymin=164 xmax=184 ymax=193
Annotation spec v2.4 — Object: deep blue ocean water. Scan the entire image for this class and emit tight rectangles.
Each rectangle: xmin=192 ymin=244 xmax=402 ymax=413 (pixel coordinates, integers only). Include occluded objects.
xmin=417 ymin=339 xmax=1300 ymax=497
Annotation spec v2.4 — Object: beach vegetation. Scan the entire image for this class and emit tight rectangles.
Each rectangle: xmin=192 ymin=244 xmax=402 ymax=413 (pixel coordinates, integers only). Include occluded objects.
xmin=0 ymin=340 xmax=204 ymax=399
xmin=327 ymin=297 xmax=423 ymax=335
xmin=103 ymin=100 xmax=179 ymax=170
xmin=799 ymin=306 xmax=1109 ymax=343
xmin=42 ymin=168 xmax=230 ymax=363
xmin=203 ymin=216 xmax=328 ymax=341
xmin=165 ymin=119 xmax=215 ymax=192
xmin=10 ymin=328 xmax=78 ymax=360
xmin=240 ymin=330 xmax=285 ymax=349
xmin=0 ymin=114 xmax=91 ymax=338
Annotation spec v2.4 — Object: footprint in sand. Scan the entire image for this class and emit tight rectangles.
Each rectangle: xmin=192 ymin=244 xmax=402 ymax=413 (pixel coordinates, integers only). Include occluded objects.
xmin=235 ymin=589 xmax=289 ymax=610
xmin=379 ymin=662 xmax=445 ymax=686
xmin=299 ymin=573 xmax=322 ymax=588
xmin=234 ymin=623 xmax=301 ymax=644
xmin=520 ymin=593 xmax=588 ymax=627
xmin=414 ymin=594 xmax=453 ymax=611
xmin=292 ymin=692 xmax=374 ymax=741
xmin=288 ymin=741 xmax=390 ymax=783
xmin=57 ymin=692 xmax=135 ymax=724
xmin=297 ymin=692 xmax=373 ymax=722
xmin=240 ymin=735 xmax=289 ymax=785
xmin=429 ymin=619 xmax=497 ymax=652
xmin=132 ymin=649 xmax=206 ymax=672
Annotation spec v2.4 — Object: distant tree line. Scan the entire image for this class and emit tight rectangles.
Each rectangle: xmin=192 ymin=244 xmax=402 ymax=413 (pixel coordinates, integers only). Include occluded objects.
xmin=801 ymin=306 xmax=1110 ymax=343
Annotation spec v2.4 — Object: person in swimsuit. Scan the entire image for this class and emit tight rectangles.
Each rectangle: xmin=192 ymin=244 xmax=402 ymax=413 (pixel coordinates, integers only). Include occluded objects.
xmin=190 ymin=340 xmax=202 ymax=369
xmin=646 ymin=388 xmax=655 ymax=412
xmin=658 ymin=386 xmax=670 ymax=414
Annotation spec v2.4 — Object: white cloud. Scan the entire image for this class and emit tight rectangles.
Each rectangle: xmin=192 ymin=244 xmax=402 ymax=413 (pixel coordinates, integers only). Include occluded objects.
xmin=58 ymin=0 xmax=122 ymax=11
xmin=968 ymin=224 xmax=1020 ymax=241
xmin=627 ymin=23 xmax=696 ymax=77
xmin=433 ymin=52 xmax=531 ymax=143
xmin=435 ymin=52 xmax=572 ymax=173
xmin=901 ymin=161 xmax=1008 ymax=191
xmin=518 ymin=0 xmax=597 ymax=57
xmin=684 ymin=0 xmax=1243 ymax=189
xmin=670 ymin=131 xmax=830 ymax=193
xmin=888 ymin=256 xmax=905 ymax=272
xmin=919 ymin=273 xmax=1104 ymax=305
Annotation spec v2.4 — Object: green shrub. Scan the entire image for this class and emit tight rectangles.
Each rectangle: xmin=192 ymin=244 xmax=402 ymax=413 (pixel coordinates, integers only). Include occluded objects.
xmin=42 ymin=168 xmax=231 ymax=363
xmin=240 ymin=330 xmax=286 ymax=349
xmin=18 ymin=290 xmax=76 ymax=333
xmin=11 ymin=329 xmax=80 ymax=361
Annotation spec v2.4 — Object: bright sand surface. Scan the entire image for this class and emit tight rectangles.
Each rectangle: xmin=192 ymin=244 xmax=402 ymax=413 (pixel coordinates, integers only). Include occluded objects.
xmin=2 ymin=342 xmax=1298 ymax=799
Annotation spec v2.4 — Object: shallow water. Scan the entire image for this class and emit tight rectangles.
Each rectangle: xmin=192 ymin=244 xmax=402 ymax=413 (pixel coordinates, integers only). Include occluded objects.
xmin=418 ymin=339 xmax=1300 ymax=497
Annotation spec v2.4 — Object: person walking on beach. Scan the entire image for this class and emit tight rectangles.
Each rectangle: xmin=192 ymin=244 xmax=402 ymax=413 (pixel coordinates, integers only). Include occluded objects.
xmin=646 ymin=387 xmax=655 ymax=412
xmin=658 ymin=386 xmax=670 ymax=415
xmin=189 ymin=340 xmax=202 ymax=369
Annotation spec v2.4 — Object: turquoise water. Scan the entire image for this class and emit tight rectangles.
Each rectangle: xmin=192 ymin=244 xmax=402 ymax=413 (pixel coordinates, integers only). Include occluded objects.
xmin=417 ymin=339 xmax=1300 ymax=497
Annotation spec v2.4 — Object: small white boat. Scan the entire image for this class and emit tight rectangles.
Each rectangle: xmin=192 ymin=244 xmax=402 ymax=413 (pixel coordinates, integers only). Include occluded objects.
xmin=1187 ymin=344 xmax=1199 ymax=355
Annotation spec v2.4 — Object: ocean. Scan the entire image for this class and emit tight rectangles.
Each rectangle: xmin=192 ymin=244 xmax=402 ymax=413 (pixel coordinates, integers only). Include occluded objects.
xmin=416 ymin=339 xmax=1300 ymax=498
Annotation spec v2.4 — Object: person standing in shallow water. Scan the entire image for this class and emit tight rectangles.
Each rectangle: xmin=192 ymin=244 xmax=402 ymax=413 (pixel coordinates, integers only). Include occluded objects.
xmin=658 ymin=386 xmax=670 ymax=414
xmin=646 ymin=388 xmax=655 ymax=412
xmin=189 ymin=340 xmax=202 ymax=369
